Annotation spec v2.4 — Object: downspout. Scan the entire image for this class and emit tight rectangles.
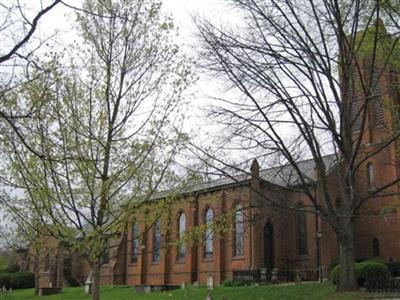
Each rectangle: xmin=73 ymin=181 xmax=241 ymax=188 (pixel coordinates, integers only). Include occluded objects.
xmin=314 ymin=184 xmax=322 ymax=282
xmin=250 ymin=184 xmax=253 ymax=270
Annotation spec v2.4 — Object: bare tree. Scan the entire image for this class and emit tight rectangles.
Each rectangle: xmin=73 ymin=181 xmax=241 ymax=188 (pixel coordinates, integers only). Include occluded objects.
xmin=197 ymin=0 xmax=400 ymax=291
xmin=1 ymin=0 xmax=191 ymax=299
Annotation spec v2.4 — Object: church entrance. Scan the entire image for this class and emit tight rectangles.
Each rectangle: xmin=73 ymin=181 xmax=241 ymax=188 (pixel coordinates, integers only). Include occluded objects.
xmin=263 ymin=221 xmax=274 ymax=275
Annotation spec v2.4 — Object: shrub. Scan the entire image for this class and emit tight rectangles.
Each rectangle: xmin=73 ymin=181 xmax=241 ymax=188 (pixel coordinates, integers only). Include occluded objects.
xmin=331 ymin=262 xmax=390 ymax=286
xmin=10 ymin=272 xmax=35 ymax=289
xmin=222 ymin=278 xmax=246 ymax=287
xmin=359 ymin=257 xmax=385 ymax=264
xmin=330 ymin=264 xmax=341 ymax=285
xmin=329 ymin=256 xmax=340 ymax=271
xmin=0 ymin=273 xmax=12 ymax=289
xmin=357 ymin=262 xmax=390 ymax=286
xmin=387 ymin=261 xmax=400 ymax=277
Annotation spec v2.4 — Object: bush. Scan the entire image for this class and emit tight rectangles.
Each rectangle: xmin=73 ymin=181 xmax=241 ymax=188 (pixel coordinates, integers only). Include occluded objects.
xmin=329 ymin=256 xmax=340 ymax=271
xmin=330 ymin=262 xmax=390 ymax=286
xmin=222 ymin=278 xmax=246 ymax=287
xmin=10 ymin=272 xmax=35 ymax=289
xmin=358 ymin=257 xmax=385 ymax=264
xmin=387 ymin=261 xmax=400 ymax=277
xmin=357 ymin=262 xmax=390 ymax=286
xmin=0 ymin=273 xmax=12 ymax=289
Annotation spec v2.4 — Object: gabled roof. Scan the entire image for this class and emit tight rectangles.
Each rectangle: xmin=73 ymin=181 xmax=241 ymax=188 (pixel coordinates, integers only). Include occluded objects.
xmin=152 ymin=154 xmax=337 ymax=200
xmin=259 ymin=154 xmax=337 ymax=186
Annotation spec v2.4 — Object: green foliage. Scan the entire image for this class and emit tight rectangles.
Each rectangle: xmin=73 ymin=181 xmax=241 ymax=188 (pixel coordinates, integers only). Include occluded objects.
xmin=357 ymin=262 xmax=390 ymax=286
xmin=386 ymin=260 xmax=400 ymax=277
xmin=330 ymin=264 xmax=342 ymax=285
xmin=222 ymin=278 xmax=246 ymax=287
xmin=0 ymin=272 xmax=35 ymax=289
xmin=331 ymin=262 xmax=390 ymax=286
xmin=329 ymin=256 xmax=340 ymax=271
xmin=3 ymin=262 xmax=20 ymax=273
xmin=354 ymin=19 xmax=400 ymax=69
xmin=357 ymin=257 xmax=385 ymax=264
xmin=0 ymin=272 xmax=12 ymax=289
xmin=0 ymin=255 xmax=19 ymax=274
xmin=9 ymin=272 xmax=35 ymax=289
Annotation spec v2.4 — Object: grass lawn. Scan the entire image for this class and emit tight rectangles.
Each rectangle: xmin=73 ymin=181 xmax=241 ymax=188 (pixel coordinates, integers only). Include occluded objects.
xmin=0 ymin=282 xmax=363 ymax=300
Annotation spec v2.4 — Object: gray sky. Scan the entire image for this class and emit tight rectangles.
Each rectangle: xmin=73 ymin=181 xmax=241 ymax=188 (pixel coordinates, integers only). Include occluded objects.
xmin=32 ymin=0 xmax=237 ymax=139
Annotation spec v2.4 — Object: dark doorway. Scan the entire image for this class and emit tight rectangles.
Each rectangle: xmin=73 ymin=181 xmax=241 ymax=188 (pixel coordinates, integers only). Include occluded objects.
xmin=264 ymin=221 xmax=274 ymax=272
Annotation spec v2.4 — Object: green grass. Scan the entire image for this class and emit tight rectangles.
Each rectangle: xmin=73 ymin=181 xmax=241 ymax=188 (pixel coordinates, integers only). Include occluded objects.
xmin=0 ymin=282 xmax=363 ymax=300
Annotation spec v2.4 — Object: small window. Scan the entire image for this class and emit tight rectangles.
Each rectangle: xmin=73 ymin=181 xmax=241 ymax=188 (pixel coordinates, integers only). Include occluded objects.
xmin=367 ymin=163 xmax=374 ymax=190
xmin=297 ymin=205 xmax=308 ymax=255
xmin=152 ymin=219 xmax=161 ymax=262
xmin=204 ymin=208 xmax=214 ymax=258
xmin=234 ymin=204 xmax=244 ymax=257
xmin=372 ymin=238 xmax=380 ymax=257
xmin=131 ymin=223 xmax=139 ymax=264
xmin=178 ymin=212 xmax=186 ymax=260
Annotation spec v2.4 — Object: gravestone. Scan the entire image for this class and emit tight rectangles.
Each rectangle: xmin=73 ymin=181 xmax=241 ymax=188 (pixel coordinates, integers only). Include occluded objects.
xmin=84 ymin=272 xmax=92 ymax=294
xmin=294 ymin=272 xmax=302 ymax=285
xmin=271 ymin=268 xmax=278 ymax=283
xmin=206 ymin=275 xmax=214 ymax=289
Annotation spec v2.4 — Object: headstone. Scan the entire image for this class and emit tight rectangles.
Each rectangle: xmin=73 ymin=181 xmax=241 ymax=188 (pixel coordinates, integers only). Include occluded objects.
xmin=84 ymin=272 xmax=92 ymax=294
xmin=294 ymin=272 xmax=302 ymax=285
xmin=271 ymin=268 xmax=278 ymax=284
xmin=2 ymin=286 xmax=6 ymax=293
xmin=206 ymin=275 xmax=214 ymax=289
xmin=181 ymin=282 xmax=186 ymax=290
xmin=193 ymin=281 xmax=199 ymax=288
xmin=144 ymin=286 xmax=151 ymax=293
xmin=205 ymin=292 xmax=213 ymax=300
xmin=260 ymin=268 xmax=267 ymax=281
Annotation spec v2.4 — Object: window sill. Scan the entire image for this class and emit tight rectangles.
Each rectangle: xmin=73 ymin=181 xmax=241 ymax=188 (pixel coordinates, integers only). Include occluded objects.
xmin=129 ymin=262 xmax=138 ymax=266
xmin=202 ymin=257 xmax=214 ymax=262
xmin=151 ymin=261 xmax=160 ymax=265
xmin=232 ymin=256 xmax=245 ymax=261
xmin=176 ymin=259 xmax=186 ymax=264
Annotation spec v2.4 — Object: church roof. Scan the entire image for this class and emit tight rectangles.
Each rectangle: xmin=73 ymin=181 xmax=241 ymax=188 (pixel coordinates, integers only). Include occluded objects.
xmin=152 ymin=154 xmax=337 ymax=200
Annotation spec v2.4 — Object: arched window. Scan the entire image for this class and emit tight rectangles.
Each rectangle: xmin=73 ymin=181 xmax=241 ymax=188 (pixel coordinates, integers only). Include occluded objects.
xmin=152 ymin=219 xmax=161 ymax=262
xmin=367 ymin=163 xmax=374 ymax=190
xmin=102 ymin=245 xmax=110 ymax=265
xmin=234 ymin=204 xmax=244 ymax=257
xmin=44 ymin=254 xmax=50 ymax=272
xmin=178 ymin=212 xmax=186 ymax=260
xmin=372 ymin=238 xmax=380 ymax=257
xmin=131 ymin=223 xmax=139 ymax=264
xmin=204 ymin=207 xmax=214 ymax=258
xmin=297 ymin=205 xmax=308 ymax=255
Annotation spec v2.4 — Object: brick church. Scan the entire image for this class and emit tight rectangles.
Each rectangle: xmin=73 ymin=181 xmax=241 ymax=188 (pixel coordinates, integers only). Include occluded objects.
xmin=17 ymin=25 xmax=400 ymax=289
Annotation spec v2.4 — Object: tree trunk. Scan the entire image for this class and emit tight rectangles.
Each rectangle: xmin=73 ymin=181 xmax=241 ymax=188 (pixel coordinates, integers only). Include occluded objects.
xmin=91 ymin=265 xmax=101 ymax=300
xmin=337 ymin=219 xmax=358 ymax=291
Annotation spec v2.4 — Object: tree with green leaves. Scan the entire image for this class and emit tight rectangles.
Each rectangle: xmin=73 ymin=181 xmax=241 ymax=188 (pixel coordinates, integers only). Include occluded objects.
xmin=1 ymin=0 xmax=191 ymax=299
xmin=197 ymin=0 xmax=399 ymax=291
